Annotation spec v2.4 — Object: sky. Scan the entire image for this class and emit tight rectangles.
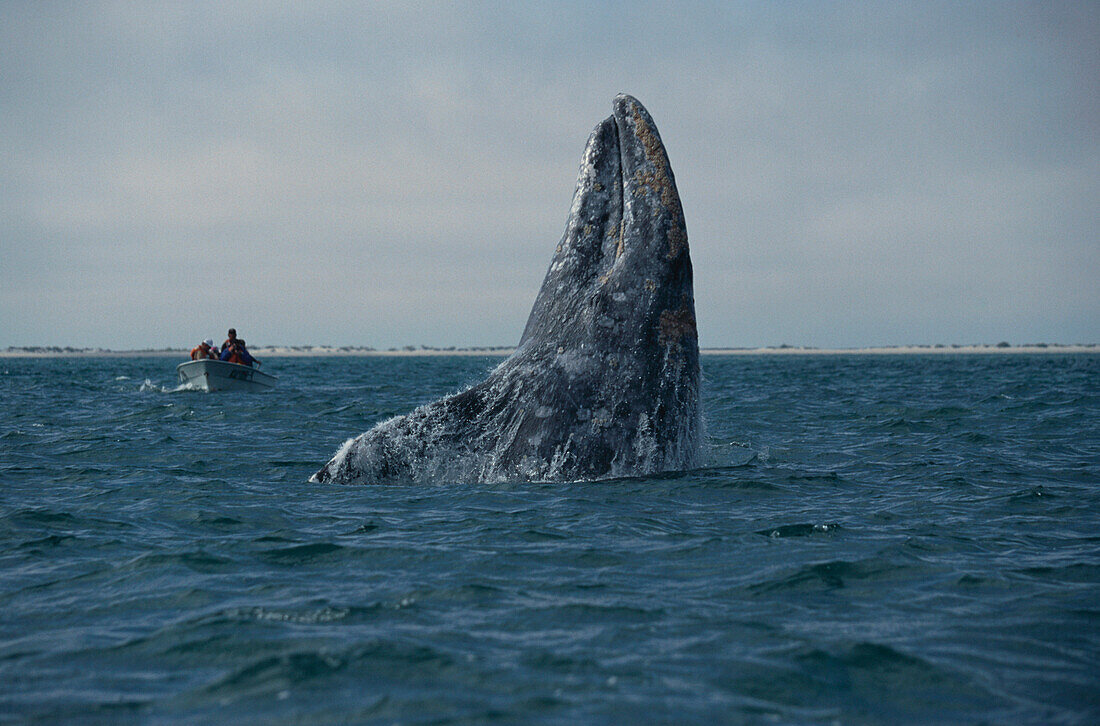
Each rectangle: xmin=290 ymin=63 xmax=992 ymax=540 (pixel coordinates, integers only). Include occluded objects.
xmin=1 ymin=1 xmax=1097 ymax=350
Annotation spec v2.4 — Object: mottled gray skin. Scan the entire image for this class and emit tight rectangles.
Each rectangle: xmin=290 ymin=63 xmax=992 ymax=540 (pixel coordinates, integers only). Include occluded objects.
xmin=313 ymin=94 xmax=699 ymax=484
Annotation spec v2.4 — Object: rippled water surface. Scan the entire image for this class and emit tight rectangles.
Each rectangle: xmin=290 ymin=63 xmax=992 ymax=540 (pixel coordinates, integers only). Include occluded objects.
xmin=1 ymin=354 xmax=1098 ymax=724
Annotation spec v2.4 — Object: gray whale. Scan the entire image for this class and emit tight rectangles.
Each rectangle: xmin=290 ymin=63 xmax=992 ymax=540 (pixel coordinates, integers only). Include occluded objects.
xmin=313 ymin=94 xmax=700 ymax=484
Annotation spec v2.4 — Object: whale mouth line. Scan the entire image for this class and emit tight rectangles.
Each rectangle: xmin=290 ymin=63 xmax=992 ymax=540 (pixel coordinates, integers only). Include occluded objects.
xmin=612 ymin=116 xmax=626 ymax=260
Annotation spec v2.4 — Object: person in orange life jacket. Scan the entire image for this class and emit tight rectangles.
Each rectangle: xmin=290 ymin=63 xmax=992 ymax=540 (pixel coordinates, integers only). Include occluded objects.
xmin=220 ymin=338 xmax=259 ymax=367
xmin=190 ymin=338 xmax=217 ymax=360
xmin=219 ymin=341 xmax=242 ymax=364
xmin=222 ymin=328 xmax=238 ymax=352
xmin=236 ymin=339 xmax=260 ymax=367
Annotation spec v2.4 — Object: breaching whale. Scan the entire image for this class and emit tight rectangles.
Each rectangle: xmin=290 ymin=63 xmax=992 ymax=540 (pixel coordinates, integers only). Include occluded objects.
xmin=313 ymin=94 xmax=700 ymax=484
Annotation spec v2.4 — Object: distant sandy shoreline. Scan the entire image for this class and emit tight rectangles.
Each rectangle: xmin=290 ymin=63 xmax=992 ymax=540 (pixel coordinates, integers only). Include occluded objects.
xmin=2 ymin=344 xmax=1096 ymax=359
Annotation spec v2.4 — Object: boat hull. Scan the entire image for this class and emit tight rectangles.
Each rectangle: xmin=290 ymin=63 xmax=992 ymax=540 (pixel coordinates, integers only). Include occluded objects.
xmin=176 ymin=359 xmax=277 ymax=392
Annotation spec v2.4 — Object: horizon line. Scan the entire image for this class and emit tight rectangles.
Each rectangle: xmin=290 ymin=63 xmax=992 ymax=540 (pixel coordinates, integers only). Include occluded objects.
xmin=3 ymin=342 xmax=1098 ymax=359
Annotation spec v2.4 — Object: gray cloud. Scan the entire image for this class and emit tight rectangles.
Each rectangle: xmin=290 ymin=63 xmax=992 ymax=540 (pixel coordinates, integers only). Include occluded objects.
xmin=2 ymin=1 xmax=1097 ymax=348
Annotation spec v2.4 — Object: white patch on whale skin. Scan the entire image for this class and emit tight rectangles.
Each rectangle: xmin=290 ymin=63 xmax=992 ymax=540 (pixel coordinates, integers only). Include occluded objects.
xmin=554 ymin=349 xmax=594 ymax=379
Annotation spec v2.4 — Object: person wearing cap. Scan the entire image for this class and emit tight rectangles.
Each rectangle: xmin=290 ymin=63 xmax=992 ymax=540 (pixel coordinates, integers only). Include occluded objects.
xmin=190 ymin=338 xmax=217 ymax=360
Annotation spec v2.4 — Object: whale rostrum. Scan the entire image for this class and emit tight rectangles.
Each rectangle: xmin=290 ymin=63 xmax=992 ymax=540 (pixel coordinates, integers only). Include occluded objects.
xmin=313 ymin=94 xmax=700 ymax=484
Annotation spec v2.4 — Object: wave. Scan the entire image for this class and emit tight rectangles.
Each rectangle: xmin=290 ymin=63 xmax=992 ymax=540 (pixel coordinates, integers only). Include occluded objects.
xmin=756 ymin=523 xmax=839 ymax=539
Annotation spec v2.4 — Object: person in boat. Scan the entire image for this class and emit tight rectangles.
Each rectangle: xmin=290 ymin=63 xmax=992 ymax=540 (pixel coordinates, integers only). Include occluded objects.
xmin=219 ymin=340 xmax=242 ymax=364
xmin=236 ymin=339 xmax=260 ymax=367
xmin=190 ymin=338 xmax=217 ymax=360
xmin=220 ymin=338 xmax=260 ymax=367
xmin=222 ymin=328 xmax=238 ymax=352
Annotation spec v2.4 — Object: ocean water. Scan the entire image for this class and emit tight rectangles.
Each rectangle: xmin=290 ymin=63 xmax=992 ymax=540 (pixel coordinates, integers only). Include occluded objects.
xmin=1 ymin=353 xmax=1097 ymax=724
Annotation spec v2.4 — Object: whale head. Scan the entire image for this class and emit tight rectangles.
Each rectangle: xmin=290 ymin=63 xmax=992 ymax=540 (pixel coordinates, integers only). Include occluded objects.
xmin=314 ymin=94 xmax=700 ymax=484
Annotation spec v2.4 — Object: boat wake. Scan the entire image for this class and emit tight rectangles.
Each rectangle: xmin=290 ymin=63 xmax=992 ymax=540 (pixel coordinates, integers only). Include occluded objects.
xmin=139 ymin=379 xmax=201 ymax=394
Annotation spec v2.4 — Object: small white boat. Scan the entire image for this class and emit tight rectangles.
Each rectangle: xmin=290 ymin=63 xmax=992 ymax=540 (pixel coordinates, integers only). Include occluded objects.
xmin=176 ymin=359 xmax=277 ymax=392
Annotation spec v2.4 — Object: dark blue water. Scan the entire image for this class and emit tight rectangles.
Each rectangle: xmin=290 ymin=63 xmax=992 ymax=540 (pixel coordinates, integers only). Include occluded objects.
xmin=1 ymin=354 xmax=1098 ymax=724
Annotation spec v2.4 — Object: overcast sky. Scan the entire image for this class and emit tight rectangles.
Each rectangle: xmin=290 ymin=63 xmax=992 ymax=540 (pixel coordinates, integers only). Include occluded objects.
xmin=2 ymin=2 xmax=1096 ymax=349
